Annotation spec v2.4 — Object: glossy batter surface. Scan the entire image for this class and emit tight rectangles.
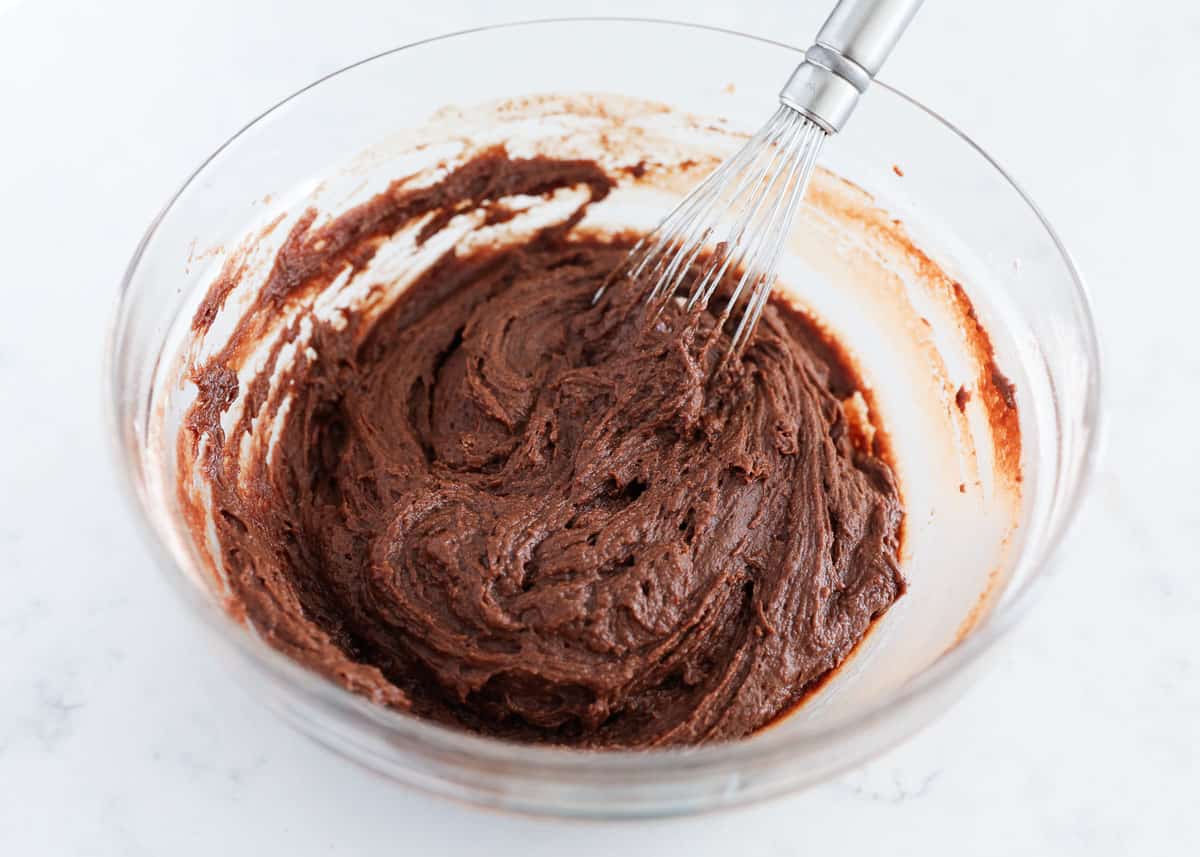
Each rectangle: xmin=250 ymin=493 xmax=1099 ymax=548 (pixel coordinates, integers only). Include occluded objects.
xmin=182 ymin=151 xmax=905 ymax=747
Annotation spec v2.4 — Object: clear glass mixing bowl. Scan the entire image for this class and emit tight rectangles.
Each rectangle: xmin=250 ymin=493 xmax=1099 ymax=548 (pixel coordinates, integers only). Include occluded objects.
xmin=107 ymin=19 xmax=1101 ymax=818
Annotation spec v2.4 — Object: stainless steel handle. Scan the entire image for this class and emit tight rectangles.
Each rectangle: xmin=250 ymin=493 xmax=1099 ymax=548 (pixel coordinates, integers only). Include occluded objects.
xmin=816 ymin=0 xmax=923 ymax=78
xmin=780 ymin=0 xmax=924 ymax=133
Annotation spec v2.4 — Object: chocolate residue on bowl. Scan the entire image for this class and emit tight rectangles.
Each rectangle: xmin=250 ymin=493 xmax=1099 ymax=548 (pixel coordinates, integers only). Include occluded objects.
xmin=177 ymin=149 xmax=907 ymax=748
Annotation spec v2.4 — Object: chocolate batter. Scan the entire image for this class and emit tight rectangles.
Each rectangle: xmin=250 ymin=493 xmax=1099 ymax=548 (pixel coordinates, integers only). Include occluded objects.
xmin=181 ymin=149 xmax=905 ymax=748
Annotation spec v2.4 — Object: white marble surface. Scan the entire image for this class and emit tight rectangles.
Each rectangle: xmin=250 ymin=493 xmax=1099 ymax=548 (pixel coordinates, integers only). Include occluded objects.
xmin=1 ymin=0 xmax=1197 ymax=853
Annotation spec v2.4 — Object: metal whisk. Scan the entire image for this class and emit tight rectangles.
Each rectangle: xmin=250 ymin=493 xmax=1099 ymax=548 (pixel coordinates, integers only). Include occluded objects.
xmin=599 ymin=0 xmax=923 ymax=357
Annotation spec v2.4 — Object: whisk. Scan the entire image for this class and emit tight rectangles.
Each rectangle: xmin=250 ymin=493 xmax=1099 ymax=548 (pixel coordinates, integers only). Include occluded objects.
xmin=598 ymin=0 xmax=923 ymax=357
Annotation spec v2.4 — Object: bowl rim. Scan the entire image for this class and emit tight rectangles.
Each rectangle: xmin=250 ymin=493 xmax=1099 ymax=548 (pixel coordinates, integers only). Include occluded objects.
xmin=107 ymin=16 xmax=1104 ymax=777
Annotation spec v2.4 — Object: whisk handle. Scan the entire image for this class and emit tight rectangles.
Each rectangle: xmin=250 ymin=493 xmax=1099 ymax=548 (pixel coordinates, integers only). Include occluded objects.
xmin=815 ymin=0 xmax=923 ymax=79
xmin=780 ymin=0 xmax=923 ymax=133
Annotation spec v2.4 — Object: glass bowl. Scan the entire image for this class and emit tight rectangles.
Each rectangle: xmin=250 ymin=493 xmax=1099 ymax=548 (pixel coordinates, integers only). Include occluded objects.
xmin=107 ymin=18 xmax=1101 ymax=819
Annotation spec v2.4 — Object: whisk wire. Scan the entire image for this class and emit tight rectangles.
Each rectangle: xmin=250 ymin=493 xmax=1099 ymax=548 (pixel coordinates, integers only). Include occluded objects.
xmin=602 ymin=105 xmax=826 ymax=358
xmin=684 ymin=114 xmax=805 ymax=316
xmin=709 ymin=112 xmax=811 ymax=325
xmin=640 ymin=115 xmax=784 ymax=305
xmin=729 ymin=122 xmax=825 ymax=354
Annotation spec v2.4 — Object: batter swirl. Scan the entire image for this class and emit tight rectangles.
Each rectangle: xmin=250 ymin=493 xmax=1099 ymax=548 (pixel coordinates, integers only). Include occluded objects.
xmin=182 ymin=150 xmax=905 ymax=747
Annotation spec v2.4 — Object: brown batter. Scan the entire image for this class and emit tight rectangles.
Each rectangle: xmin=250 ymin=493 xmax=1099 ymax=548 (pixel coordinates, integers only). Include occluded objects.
xmin=181 ymin=149 xmax=905 ymax=748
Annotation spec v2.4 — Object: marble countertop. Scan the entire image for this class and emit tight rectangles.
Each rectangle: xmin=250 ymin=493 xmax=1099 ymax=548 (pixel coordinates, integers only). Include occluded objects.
xmin=1 ymin=0 xmax=1196 ymax=853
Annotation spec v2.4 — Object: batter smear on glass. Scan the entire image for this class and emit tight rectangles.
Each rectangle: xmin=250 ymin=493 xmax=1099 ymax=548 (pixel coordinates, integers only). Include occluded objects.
xmin=180 ymin=149 xmax=905 ymax=748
